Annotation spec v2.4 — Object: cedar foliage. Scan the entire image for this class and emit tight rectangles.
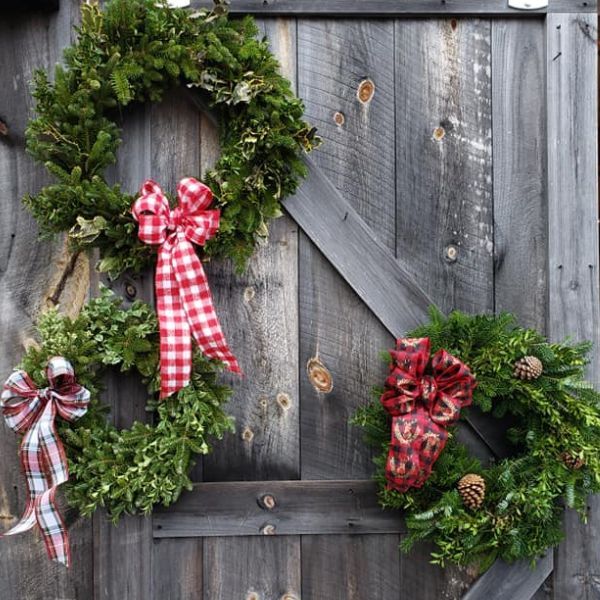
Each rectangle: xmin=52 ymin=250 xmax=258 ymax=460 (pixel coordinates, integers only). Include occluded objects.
xmin=353 ymin=308 xmax=600 ymax=570
xmin=25 ymin=0 xmax=318 ymax=278
xmin=19 ymin=287 xmax=233 ymax=520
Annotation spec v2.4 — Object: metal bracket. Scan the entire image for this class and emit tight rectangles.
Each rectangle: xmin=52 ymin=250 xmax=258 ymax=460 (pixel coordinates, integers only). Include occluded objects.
xmin=508 ymin=0 xmax=548 ymax=9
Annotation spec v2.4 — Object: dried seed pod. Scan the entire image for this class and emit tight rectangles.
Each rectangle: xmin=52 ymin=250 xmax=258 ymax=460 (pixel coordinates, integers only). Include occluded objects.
xmin=457 ymin=473 xmax=486 ymax=510
xmin=513 ymin=355 xmax=543 ymax=381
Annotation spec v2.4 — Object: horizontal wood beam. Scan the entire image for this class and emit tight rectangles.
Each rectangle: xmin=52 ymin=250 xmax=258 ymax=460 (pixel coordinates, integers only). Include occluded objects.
xmin=153 ymin=480 xmax=406 ymax=538
xmin=190 ymin=0 xmax=595 ymax=15
xmin=3 ymin=0 xmax=58 ymax=9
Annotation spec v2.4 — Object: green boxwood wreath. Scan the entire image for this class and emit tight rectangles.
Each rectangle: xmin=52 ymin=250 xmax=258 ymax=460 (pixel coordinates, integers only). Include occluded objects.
xmin=353 ymin=308 xmax=600 ymax=571
xmin=20 ymin=287 xmax=233 ymax=520
xmin=16 ymin=0 xmax=317 ymax=519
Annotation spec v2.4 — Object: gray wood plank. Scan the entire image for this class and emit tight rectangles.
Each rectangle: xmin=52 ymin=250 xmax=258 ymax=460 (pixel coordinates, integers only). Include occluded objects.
xmin=201 ymin=19 xmax=302 ymax=599
xmin=295 ymin=17 xmax=402 ymax=600
xmin=94 ymin=100 xmax=155 ymax=600
xmin=296 ymin=17 xmax=397 ymax=479
xmin=394 ymin=17 xmax=494 ymax=598
xmin=204 ymin=537 xmax=301 ymax=600
xmin=395 ymin=18 xmax=494 ymax=316
xmin=302 ymin=535 xmax=402 ymax=600
xmin=189 ymin=0 xmax=596 ymax=15
xmin=492 ymin=19 xmax=547 ymax=332
xmin=202 ymin=18 xmax=300 ymax=483
xmin=546 ymin=13 xmax=600 ymax=600
xmin=154 ymin=480 xmax=405 ymax=537
xmin=153 ymin=539 xmax=203 ymax=600
xmin=463 ymin=555 xmax=553 ymax=600
xmin=0 ymin=3 xmax=94 ymax=598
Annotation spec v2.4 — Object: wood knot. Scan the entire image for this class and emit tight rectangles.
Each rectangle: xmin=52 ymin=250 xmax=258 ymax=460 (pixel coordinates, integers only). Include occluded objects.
xmin=244 ymin=286 xmax=256 ymax=302
xmin=433 ymin=126 xmax=446 ymax=141
xmin=0 ymin=119 xmax=8 ymax=137
xmin=241 ymin=426 xmax=254 ymax=442
xmin=280 ymin=594 xmax=299 ymax=600
xmin=246 ymin=593 xmax=260 ymax=600
xmin=259 ymin=494 xmax=276 ymax=510
xmin=444 ymin=244 xmax=459 ymax=263
xmin=125 ymin=282 xmax=137 ymax=300
xmin=307 ymin=357 xmax=333 ymax=393
xmin=357 ymin=79 xmax=375 ymax=104
xmin=276 ymin=392 xmax=291 ymax=410
xmin=260 ymin=523 xmax=276 ymax=535
xmin=333 ymin=111 xmax=345 ymax=126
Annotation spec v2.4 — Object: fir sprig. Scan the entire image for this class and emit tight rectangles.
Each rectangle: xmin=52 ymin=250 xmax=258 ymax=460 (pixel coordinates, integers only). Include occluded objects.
xmin=352 ymin=308 xmax=600 ymax=570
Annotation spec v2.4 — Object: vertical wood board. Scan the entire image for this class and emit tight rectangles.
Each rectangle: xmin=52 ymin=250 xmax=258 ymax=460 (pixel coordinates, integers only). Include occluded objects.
xmin=547 ymin=12 xmax=600 ymax=600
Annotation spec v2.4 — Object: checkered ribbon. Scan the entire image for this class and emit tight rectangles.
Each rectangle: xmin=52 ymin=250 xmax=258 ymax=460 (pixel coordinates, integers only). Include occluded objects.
xmin=132 ymin=178 xmax=240 ymax=398
xmin=381 ymin=338 xmax=476 ymax=492
xmin=1 ymin=357 xmax=90 ymax=567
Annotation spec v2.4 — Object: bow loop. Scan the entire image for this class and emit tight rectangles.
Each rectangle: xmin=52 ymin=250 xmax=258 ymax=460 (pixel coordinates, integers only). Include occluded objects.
xmin=132 ymin=180 xmax=171 ymax=245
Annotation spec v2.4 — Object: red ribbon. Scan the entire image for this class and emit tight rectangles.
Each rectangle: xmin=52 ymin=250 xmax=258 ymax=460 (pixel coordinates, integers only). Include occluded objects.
xmin=1 ymin=357 xmax=90 ymax=566
xmin=132 ymin=178 xmax=241 ymax=399
xmin=380 ymin=338 xmax=476 ymax=492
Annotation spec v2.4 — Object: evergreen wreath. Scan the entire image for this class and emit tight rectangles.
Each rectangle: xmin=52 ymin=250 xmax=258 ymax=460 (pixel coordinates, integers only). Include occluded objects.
xmin=353 ymin=308 xmax=600 ymax=571
xmin=26 ymin=0 xmax=318 ymax=278
xmin=9 ymin=0 xmax=317 ymax=523
xmin=19 ymin=287 xmax=233 ymax=520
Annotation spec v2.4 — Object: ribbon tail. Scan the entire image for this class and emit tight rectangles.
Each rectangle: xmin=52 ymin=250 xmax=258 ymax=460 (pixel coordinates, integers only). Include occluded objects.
xmin=172 ymin=240 xmax=241 ymax=374
xmin=156 ymin=242 xmax=193 ymax=398
xmin=35 ymin=488 xmax=70 ymax=567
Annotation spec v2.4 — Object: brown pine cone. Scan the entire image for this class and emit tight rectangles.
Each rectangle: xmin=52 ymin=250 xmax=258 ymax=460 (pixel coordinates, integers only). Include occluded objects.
xmin=513 ymin=356 xmax=543 ymax=381
xmin=457 ymin=473 xmax=486 ymax=509
xmin=561 ymin=451 xmax=584 ymax=470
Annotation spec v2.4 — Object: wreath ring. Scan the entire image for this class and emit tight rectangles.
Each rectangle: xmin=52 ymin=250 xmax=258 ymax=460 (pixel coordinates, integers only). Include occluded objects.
xmin=11 ymin=0 xmax=316 ymax=520
xmin=354 ymin=308 xmax=600 ymax=570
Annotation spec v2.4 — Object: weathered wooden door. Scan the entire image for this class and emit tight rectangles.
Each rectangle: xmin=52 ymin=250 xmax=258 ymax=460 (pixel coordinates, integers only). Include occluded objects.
xmin=1 ymin=1 xmax=598 ymax=599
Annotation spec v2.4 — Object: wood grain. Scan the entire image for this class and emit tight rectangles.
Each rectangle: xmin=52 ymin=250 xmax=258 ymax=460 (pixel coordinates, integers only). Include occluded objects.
xmin=202 ymin=18 xmax=300 ymax=483
xmin=0 ymin=3 xmax=94 ymax=598
xmin=154 ymin=480 xmax=405 ymax=537
xmin=94 ymin=99 xmax=156 ymax=600
xmin=294 ymin=17 xmax=404 ymax=599
xmin=492 ymin=19 xmax=547 ymax=332
xmin=153 ymin=538 xmax=203 ymax=600
xmin=547 ymin=13 xmax=600 ymax=600
xmin=393 ymin=18 xmax=494 ymax=598
xmin=189 ymin=0 xmax=596 ymax=15
xmin=203 ymin=537 xmax=301 ymax=600
xmin=200 ymin=18 xmax=303 ymax=599
xmin=463 ymin=555 xmax=554 ymax=600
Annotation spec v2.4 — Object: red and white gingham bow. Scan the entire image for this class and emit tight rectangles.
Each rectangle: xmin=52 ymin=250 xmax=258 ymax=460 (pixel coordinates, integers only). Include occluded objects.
xmin=132 ymin=178 xmax=241 ymax=398
xmin=1 ymin=357 xmax=90 ymax=567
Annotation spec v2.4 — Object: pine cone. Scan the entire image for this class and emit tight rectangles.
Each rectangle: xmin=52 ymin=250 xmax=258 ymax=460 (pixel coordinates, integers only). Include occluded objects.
xmin=513 ymin=355 xmax=543 ymax=381
xmin=457 ymin=474 xmax=486 ymax=509
xmin=561 ymin=451 xmax=584 ymax=470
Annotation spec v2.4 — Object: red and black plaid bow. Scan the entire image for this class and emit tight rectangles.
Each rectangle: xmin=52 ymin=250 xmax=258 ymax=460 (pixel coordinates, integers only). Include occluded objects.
xmin=1 ymin=357 xmax=90 ymax=566
xmin=132 ymin=178 xmax=241 ymax=399
xmin=381 ymin=338 xmax=476 ymax=492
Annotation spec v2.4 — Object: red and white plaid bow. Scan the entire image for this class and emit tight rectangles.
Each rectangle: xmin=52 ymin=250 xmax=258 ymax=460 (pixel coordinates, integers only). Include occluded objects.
xmin=132 ymin=178 xmax=240 ymax=398
xmin=1 ymin=357 xmax=90 ymax=567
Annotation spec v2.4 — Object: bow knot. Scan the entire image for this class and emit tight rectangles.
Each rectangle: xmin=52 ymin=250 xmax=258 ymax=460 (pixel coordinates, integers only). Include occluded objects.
xmin=1 ymin=357 xmax=90 ymax=566
xmin=381 ymin=338 xmax=476 ymax=492
xmin=132 ymin=178 xmax=240 ymax=398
